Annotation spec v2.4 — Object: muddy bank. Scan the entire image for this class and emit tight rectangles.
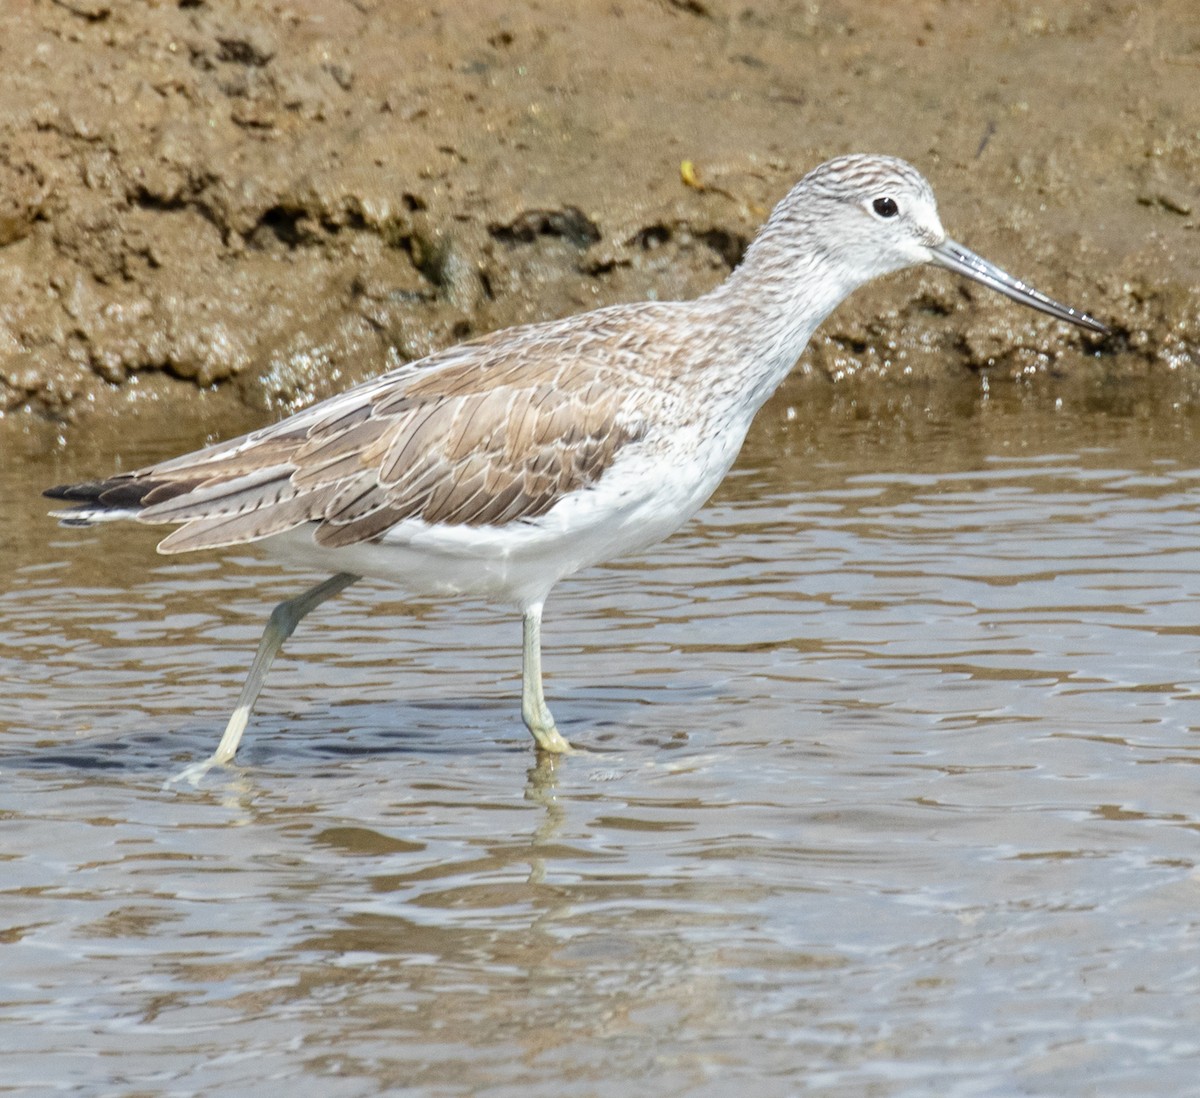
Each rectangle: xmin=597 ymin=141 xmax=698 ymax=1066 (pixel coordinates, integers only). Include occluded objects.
xmin=0 ymin=0 xmax=1196 ymax=434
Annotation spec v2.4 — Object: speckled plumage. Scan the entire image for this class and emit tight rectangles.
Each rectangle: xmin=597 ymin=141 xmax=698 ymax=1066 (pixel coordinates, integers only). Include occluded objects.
xmin=47 ymin=154 xmax=1106 ymax=773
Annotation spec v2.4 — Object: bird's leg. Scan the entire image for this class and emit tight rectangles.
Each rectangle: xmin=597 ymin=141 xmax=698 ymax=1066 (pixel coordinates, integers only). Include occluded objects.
xmin=169 ymin=572 xmax=359 ymax=785
xmin=211 ymin=572 xmax=361 ymax=764
xmin=521 ymin=603 xmax=573 ymax=754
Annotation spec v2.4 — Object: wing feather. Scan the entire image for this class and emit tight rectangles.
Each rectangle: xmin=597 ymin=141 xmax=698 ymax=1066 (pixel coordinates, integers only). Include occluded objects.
xmin=157 ymin=483 xmax=341 ymax=553
xmin=50 ymin=308 xmax=660 ymax=551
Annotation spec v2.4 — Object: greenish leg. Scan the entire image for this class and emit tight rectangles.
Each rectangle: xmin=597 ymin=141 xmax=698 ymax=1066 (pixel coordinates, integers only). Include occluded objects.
xmin=521 ymin=603 xmax=573 ymax=754
xmin=169 ymin=572 xmax=359 ymax=784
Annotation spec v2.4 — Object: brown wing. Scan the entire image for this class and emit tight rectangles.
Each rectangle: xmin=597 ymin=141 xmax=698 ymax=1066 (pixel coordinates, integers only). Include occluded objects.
xmin=48 ymin=318 xmax=652 ymax=554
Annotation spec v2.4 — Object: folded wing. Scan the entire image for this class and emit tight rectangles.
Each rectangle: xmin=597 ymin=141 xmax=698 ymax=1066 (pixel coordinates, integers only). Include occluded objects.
xmin=46 ymin=323 xmax=650 ymax=554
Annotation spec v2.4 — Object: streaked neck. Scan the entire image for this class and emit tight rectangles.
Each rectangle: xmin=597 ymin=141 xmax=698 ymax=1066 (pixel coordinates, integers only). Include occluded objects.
xmin=701 ymin=209 xmax=858 ymax=404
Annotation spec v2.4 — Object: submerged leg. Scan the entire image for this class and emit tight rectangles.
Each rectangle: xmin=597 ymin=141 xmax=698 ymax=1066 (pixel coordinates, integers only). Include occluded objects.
xmin=171 ymin=572 xmax=359 ymax=784
xmin=520 ymin=602 xmax=573 ymax=754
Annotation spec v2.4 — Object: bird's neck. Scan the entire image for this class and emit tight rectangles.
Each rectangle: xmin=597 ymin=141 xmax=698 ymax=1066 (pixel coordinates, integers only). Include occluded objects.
xmin=700 ymin=215 xmax=859 ymax=407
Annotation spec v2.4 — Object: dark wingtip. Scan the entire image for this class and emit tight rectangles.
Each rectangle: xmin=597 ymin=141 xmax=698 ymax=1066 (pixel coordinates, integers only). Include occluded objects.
xmin=44 ymin=475 xmax=199 ymax=512
xmin=44 ymin=481 xmax=107 ymax=502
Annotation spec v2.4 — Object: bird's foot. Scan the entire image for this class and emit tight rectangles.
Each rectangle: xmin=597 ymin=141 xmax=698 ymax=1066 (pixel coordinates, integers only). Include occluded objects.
xmin=162 ymin=753 xmax=229 ymax=790
xmin=524 ymin=705 xmax=575 ymax=754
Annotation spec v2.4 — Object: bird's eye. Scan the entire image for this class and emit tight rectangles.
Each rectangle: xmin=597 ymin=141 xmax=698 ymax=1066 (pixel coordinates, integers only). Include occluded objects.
xmin=872 ymin=196 xmax=899 ymax=218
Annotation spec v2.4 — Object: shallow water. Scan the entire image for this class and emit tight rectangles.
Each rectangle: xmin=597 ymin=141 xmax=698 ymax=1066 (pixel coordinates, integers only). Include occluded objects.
xmin=4 ymin=372 xmax=1200 ymax=1096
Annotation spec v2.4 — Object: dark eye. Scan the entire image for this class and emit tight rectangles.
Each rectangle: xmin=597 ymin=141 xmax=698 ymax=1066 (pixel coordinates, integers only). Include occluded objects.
xmin=872 ymin=196 xmax=899 ymax=218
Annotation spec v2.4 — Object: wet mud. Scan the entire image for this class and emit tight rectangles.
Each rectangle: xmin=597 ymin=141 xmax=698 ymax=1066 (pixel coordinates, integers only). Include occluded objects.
xmin=0 ymin=0 xmax=1196 ymax=435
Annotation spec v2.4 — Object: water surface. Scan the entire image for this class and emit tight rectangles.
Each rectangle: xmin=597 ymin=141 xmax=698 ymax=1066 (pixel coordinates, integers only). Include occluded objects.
xmin=3 ymin=373 xmax=1200 ymax=1096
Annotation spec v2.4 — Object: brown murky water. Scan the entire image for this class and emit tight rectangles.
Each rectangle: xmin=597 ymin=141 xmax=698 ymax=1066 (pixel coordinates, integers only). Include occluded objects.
xmin=4 ymin=367 xmax=1200 ymax=1096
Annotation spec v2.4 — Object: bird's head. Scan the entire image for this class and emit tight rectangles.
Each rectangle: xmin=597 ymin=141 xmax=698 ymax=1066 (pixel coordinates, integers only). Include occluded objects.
xmin=782 ymin=154 xmax=1107 ymax=332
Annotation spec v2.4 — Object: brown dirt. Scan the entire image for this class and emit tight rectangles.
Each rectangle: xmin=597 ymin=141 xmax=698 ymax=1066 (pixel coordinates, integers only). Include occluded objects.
xmin=0 ymin=0 xmax=1197 ymax=438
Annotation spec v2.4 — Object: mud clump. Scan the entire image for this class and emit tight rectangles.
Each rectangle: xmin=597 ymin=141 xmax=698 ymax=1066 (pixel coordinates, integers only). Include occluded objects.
xmin=0 ymin=0 xmax=1196 ymax=435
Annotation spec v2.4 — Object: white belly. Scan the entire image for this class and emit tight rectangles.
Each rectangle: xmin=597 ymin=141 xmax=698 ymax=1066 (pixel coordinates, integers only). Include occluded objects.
xmin=258 ymin=426 xmax=744 ymax=609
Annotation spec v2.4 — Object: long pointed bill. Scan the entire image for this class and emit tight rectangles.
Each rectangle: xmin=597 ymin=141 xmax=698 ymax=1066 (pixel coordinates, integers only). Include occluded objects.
xmin=930 ymin=238 xmax=1108 ymax=333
